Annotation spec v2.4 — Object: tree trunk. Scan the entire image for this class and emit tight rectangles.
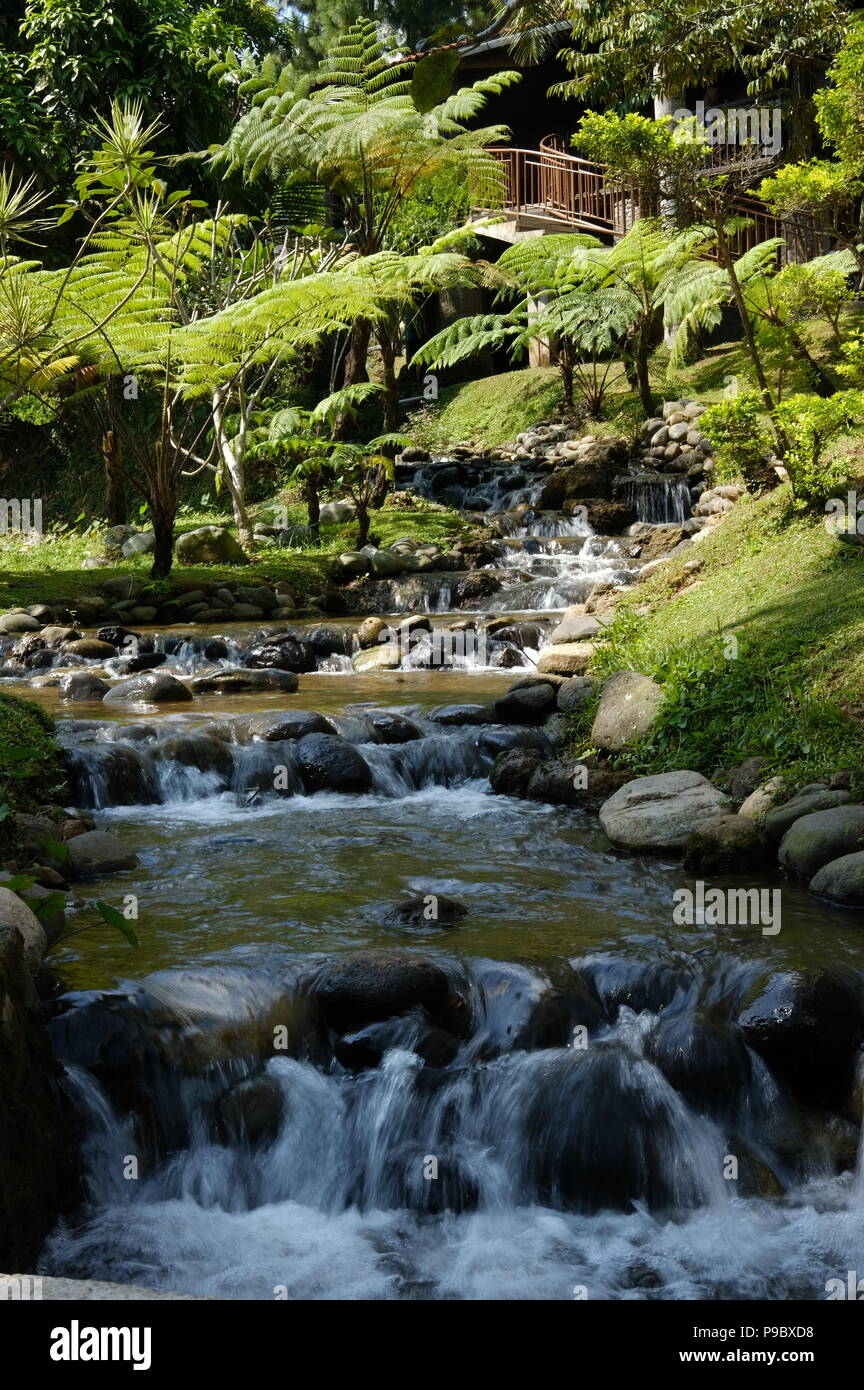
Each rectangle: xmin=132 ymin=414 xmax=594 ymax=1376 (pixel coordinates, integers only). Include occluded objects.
xmin=634 ymin=330 xmax=654 ymax=416
xmin=333 ymin=319 xmax=373 ymax=440
xmin=102 ymin=429 xmax=126 ymax=526
xmin=718 ymin=223 xmax=788 ymax=453
xmin=381 ymin=331 xmax=399 ymax=434
xmin=355 ymin=502 xmax=370 ymax=548
xmin=149 ymin=505 xmax=176 ymax=579
xmin=303 ymin=476 xmax=321 ymax=543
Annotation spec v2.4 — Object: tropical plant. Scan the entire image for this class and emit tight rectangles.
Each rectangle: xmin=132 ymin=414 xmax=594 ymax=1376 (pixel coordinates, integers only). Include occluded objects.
xmin=212 ymin=18 xmax=519 ymax=410
xmin=773 ymin=389 xmax=864 ymax=502
xmin=699 ymin=393 xmax=777 ymax=491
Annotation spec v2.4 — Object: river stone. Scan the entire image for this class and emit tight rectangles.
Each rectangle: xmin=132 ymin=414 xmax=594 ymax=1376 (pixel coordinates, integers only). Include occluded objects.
xmin=59 ymin=672 xmax=110 ymax=701
xmin=244 ymin=638 xmax=315 ymax=674
xmin=214 ymin=1073 xmax=284 ymax=1146
xmin=104 ymin=672 xmax=194 ymax=704
xmin=810 ymin=852 xmax=864 ymax=906
xmin=188 ymin=667 xmax=299 ymax=694
xmin=311 ymin=950 xmax=450 ymax=1028
xmin=296 ymin=734 xmax=372 ymax=794
xmin=778 ymin=805 xmax=864 ymax=880
xmin=763 ymin=785 xmax=852 ymax=842
xmin=356 ymin=617 xmax=391 ymax=648
xmin=154 ymin=733 xmax=234 ymax=778
xmin=369 ymin=550 xmax=405 ymax=577
xmin=40 ymin=625 xmax=81 ymax=647
xmin=127 ymin=606 xmax=159 ymax=624
xmin=557 ymin=676 xmax=594 ymax=712
xmin=489 ymin=748 xmax=543 ymax=798
xmin=738 ymin=969 xmax=864 ymax=1107
xmin=366 ymin=712 xmax=422 ymax=743
xmin=63 ymin=638 xmax=117 ymax=659
xmin=536 ymin=642 xmax=595 ymax=676
xmin=738 ymin=776 xmax=784 ymax=818
xmin=382 ymin=896 xmax=468 ymax=929
xmin=353 ymin=645 xmax=400 ymax=673
xmin=493 ymin=682 xmax=558 ymax=724
xmin=246 ymin=710 xmax=335 ymax=741
xmin=0 ymin=875 xmax=65 ymax=946
xmin=645 ymin=1014 xmax=754 ymax=1121
xmin=591 ymin=671 xmax=663 ymax=751
xmin=121 ymin=532 xmax=156 ymax=557
xmin=0 ymin=614 xmax=41 ymax=633
xmin=682 ymin=814 xmax=771 ymax=873
xmin=0 ymin=887 xmax=46 ymax=973
xmin=67 ymin=830 xmax=138 ymax=879
xmin=428 ymin=704 xmax=490 ymax=726
xmin=599 ymin=771 xmax=730 ymax=852
xmin=336 ymin=551 xmax=371 ymax=578
xmin=548 ymin=615 xmax=601 ymax=644
xmin=175 ymin=526 xmax=247 ymax=566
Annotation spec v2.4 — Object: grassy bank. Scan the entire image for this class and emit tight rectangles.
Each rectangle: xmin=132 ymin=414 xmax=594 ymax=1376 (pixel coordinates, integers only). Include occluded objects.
xmin=0 ymin=496 xmax=477 ymax=614
xmin=580 ymin=488 xmax=864 ymax=791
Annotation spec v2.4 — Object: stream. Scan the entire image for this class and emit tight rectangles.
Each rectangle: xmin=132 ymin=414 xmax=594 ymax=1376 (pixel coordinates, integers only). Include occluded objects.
xmin=10 ymin=473 xmax=864 ymax=1301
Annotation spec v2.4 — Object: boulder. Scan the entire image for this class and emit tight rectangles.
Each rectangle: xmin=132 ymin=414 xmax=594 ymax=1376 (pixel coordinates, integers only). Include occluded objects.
xmin=153 ymin=733 xmax=234 ymax=779
xmin=778 ymin=805 xmax=864 ymax=880
xmin=366 ymin=712 xmax=422 ymax=744
xmin=311 ymin=950 xmax=450 ymax=1028
xmin=59 ymin=672 xmax=110 ymax=701
xmin=557 ymin=676 xmax=594 ymax=713
xmin=0 ymin=614 xmax=40 ymax=633
xmin=336 ymin=551 xmax=371 ymax=578
xmin=590 ymin=670 xmax=663 ymax=750
xmin=63 ymin=638 xmax=117 ymax=659
xmin=738 ymin=777 xmax=784 ymax=819
xmin=103 ymin=673 xmax=194 ymax=704
xmin=682 ymin=814 xmax=771 ymax=874
xmin=246 ymin=710 xmax=335 ymax=741
xmin=599 ymin=771 xmax=730 ymax=852
xmin=548 ymin=615 xmax=601 ymax=644
xmin=296 ymin=734 xmax=372 ymax=794
xmin=188 ymin=667 xmax=299 ymax=694
xmin=175 ymin=526 xmax=247 ymax=566
xmin=738 ymin=970 xmax=864 ymax=1106
xmin=356 ymin=617 xmax=391 ymax=649
xmin=0 ymin=887 xmax=46 ymax=972
xmin=67 ymin=830 xmax=138 ymax=879
xmin=353 ymin=645 xmax=400 ymax=673
xmin=809 ymin=852 xmax=864 ymax=906
xmin=761 ymin=785 xmax=852 ymax=843
xmin=214 ymin=1073 xmax=284 ymax=1146
xmin=536 ymin=642 xmax=595 ymax=676
xmin=382 ymin=896 xmax=467 ymax=929
xmin=493 ymin=682 xmax=558 ymax=724
xmin=121 ymin=532 xmax=156 ymax=558
xmin=244 ymin=638 xmax=315 ymax=674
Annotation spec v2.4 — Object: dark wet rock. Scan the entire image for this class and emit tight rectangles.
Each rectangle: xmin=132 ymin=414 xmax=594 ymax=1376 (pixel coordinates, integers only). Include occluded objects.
xmin=453 ymin=571 xmax=501 ymax=606
xmin=489 ymin=747 xmax=543 ymax=798
xmin=738 ymin=970 xmax=864 ymax=1107
xmin=96 ymin=625 xmax=139 ymax=647
xmin=213 ymin=1072 xmax=283 ymax=1146
xmin=809 ymin=851 xmax=864 ymax=906
xmin=367 ymin=712 xmax=422 ymax=743
xmin=114 ymin=653 xmax=167 ymax=675
xmin=512 ymin=986 xmax=604 ymax=1051
xmin=778 ymin=805 xmax=864 ymax=880
xmin=382 ymin=895 xmax=468 ymax=929
xmin=311 ymin=950 xmax=450 ymax=1029
xmin=67 ymin=830 xmax=138 ymax=878
xmin=724 ymin=756 xmax=770 ymax=802
xmin=305 ymin=627 xmax=347 ymax=658
xmin=59 ymin=672 xmax=110 ymax=701
xmin=202 ymin=639 xmax=229 ymax=661
xmin=682 ymin=815 xmax=772 ymax=874
xmin=296 ymin=733 xmax=372 ymax=794
xmin=188 ymin=667 xmax=299 ymax=695
xmin=557 ymin=676 xmax=594 ymax=712
xmin=66 ymin=744 xmax=159 ymax=807
xmin=477 ymin=727 xmax=550 ymax=759
xmin=153 ymin=733 xmax=234 ymax=778
xmin=581 ymin=958 xmax=689 ymax=1021
xmin=493 ymin=682 xmax=558 ymax=724
xmin=763 ymin=785 xmax=853 ymax=843
xmin=246 ymin=710 xmax=335 ymax=741
xmin=428 ymin=703 xmax=491 ymax=726
xmin=104 ymin=672 xmax=194 ymax=704
xmin=645 ymin=1012 xmax=754 ymax=1119
xmin=243 ymin=637 xmax=315 ymax=674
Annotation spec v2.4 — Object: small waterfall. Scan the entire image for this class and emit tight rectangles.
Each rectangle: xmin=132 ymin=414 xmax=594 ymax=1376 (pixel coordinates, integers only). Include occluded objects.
xmin=623 ymin=476 xmax=692 ymax=525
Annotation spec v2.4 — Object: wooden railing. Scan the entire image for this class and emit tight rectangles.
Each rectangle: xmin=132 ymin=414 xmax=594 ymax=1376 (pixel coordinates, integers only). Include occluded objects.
xmin=485 ymin=137 xmax=825 ymax=264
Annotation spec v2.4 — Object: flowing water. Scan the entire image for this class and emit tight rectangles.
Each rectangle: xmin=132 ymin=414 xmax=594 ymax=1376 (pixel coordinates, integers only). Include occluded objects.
xmin=15 ymin=472 xmax=864 ymax=1301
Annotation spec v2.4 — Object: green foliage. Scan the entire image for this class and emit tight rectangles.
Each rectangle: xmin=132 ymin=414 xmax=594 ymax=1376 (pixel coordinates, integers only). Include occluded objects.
xmin=773 ymin=389 xmax=864 ymax=503
xmin=405 ymin=368 xmax=563 ymax=450
xmin=0 ymin=693 xmax=65 ymax=825
xmin=699 ymin=393 xmax=776 ymax=490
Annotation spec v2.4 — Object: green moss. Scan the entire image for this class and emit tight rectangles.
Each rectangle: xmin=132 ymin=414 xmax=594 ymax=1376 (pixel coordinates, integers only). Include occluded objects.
xmin=407 ymin=368 xmax=563 ymax=449
xmin=0 ymin=692 xmax=66 ymax=835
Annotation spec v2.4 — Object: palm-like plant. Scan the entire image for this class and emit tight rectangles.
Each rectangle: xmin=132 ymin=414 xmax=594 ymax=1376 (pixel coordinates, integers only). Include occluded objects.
xmin=213 ymin=19 xmax=519 ymax=404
